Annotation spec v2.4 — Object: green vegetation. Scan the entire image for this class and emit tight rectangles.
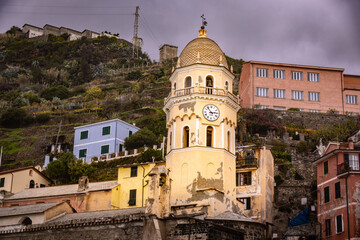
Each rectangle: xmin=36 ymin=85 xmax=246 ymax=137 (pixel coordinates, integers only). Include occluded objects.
xmin=0 ymin=108 xmax=33 ymax=128
xmin=124 ymin=128 xmax=159 ymax=150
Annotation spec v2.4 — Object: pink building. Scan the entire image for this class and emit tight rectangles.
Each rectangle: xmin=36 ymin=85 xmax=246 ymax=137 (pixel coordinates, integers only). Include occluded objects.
xmin=314 ymin=132 xmax=360 ymax=239
xmin=239 ymin=61 xmax=360 ymax=114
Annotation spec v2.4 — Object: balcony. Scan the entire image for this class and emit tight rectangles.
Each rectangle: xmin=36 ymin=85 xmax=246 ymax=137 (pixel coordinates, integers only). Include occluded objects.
xmin=236 ymin=157 xmax=258 ymax=169
xmin=337 ymin=162 xmax=360 ymax=176
xmin=164 ymin=86 xmax=240 ymax=105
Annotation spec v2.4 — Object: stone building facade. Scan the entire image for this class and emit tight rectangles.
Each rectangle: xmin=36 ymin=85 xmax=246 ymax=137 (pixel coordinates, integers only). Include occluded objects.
xmin=159 ymin=44 xmax=178 ymax=63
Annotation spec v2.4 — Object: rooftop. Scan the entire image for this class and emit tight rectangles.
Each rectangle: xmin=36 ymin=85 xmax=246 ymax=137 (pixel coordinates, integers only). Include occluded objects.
xmin=74 ymin=118 xmax=139 ymax=130
xmin=0 ymin=202 xmax=63 ymax=217
xmin=245 ymin=60 xmax=344 ymax=72
xmin=5 ymin=180 xmax=118 ymax=200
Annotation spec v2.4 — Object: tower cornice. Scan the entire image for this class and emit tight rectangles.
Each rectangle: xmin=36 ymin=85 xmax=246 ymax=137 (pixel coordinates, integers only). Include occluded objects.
xmin=170 ymin=64 xmax=235 ymax=82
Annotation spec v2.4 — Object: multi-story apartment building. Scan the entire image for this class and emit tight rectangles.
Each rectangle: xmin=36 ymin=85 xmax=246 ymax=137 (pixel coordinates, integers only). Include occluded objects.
xmin=314 ymin=131 xmax=360 ymax=239
xmin=239 ymin=61 xmax=360 ymax=114
xmin=73 ymin=119 xmax=139 ymax=162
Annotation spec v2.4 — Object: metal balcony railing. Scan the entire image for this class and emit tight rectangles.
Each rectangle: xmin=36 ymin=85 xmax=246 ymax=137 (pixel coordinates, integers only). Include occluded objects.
xmin=337 ymin=162 xmax=360 ymax=175
xmin=236 ymin=157 xmax=258 ymax=168
xmin=164 ymin=86 xmax=240 ymax=105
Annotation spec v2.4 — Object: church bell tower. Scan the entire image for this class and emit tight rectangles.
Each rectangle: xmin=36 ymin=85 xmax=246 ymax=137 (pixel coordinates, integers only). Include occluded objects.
xmin=164 ymin=20 xmax=241 ymax=217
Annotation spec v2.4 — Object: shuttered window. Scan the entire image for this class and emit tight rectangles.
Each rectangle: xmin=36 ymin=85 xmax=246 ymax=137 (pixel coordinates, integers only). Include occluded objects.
xmin=79 ymin=149 xmax=87 ymax=158
xmin=274 ymin=89 xmax=285 ymax=99
xmin=102 ymin=126 xmax=111 ymax=135
xmin=291 ymin=71 xmax=303 ymax=80
xmin=256 ymin=68 xmax=268 ymax=77
xmin=129 ymin=189 xmax=136 ymax=206
xmin=308 ymin=92 xmax=320 ymax=102
xmin=335 ymin=182 xmax=341 ymax=199
xmin=336 ymin=215 xmax=343 ymax=233
xmin=324 ymin=161 xmax=328 ymax=175
xmin=324 ymin=186 xmax=330 ymax=203
xmin=308 ymin=73 xmax=319 ymax=82
xmin=80 ymin=131 xmax=88 ymax=140
xmin=273 ymin=70 xmax=285 ymax=79
xmin=101 ymin=145 xmax=109 ymax=154
xmin=256 ymin=88 xmax=269 ymax=97
xmin=291 ymin=90 xmax=303 ymax=100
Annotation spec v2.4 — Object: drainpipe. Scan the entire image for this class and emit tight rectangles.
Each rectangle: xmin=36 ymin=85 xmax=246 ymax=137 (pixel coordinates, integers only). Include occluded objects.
xmin=141 ymin=165 xmax=145 ymax=207
xmin=10 ymin=172 xmax=14 ymax=193
xmin=345 ymin=174 xmax=350 ymax=240
xmin=340 ymin=72 xmax=345 ymax=114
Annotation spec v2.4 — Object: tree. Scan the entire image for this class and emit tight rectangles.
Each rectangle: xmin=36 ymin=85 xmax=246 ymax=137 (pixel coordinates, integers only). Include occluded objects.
xmin=45 ymin=152 xmax=74 ymax=184
xmin=135 ymin=148 xmax=162 ymax=163
xmin=6 ymin=26 xmax=22 ymax=35
xmin=40 ymin=85 xmax=70 ymax=100
xmin=124 ymin=128 xmax=158 ymax=150
xmin=85 ymin=87 xmax=102 ymax=101
xmin=0 ymin=108 xmax=33 ymax=128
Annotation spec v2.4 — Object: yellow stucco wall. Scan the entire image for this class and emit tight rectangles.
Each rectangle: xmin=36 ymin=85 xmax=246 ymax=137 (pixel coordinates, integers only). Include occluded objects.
xmin=86 ymin=190 xmax=113 ymax=211
xmin=236 ymin=147 xmax=274 ymax=223
xmin=0 ymin=168 xmax=51 ymax=193
xmin=112 ymin=163 xmax=164 ymax=209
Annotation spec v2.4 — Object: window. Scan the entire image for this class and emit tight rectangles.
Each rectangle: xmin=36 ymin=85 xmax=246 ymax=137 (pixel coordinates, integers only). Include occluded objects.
xmin=291 ymin=71 xmax=303 ymax=80
xmin=237 ymin=197 xmax=251 ymax=210
xmin=183 ymin=126 xmax=190 ymax=148
xmin=308 ymin=92 xmax=320 ymax=102
xmin=101 ymin=145 xmax=109 ymax=155
xmin=29 ymin=170 xmax=33 ymax=176
xmin=206 ymin=76 xmax=214 ymax=94
xmin=129 ymin=189 xmax=136 ymax=206
xmin=227 ymin=131 xmax=230 ymax=151
xmin=40 ymin=184 xmax=46 ymax=188
xmin=80 ymin=130 xmax=88 ymax=140
xmin=324 ymin=161 xmax=328 ymax=175
xmin=273 ymin=106 xmax=286 ymax=111
xmin=173 ymin=83 xmax=176 ymax=90
xmin=273 ymin=89 xmax=285 ymax=99
xmin=206 ymin=126 xmax=213 ymax=147
xmin=119 ymin=144 xmax=123 ymax=152
xmin=336 ymin=215 xmax=343 ymax=233
xmin=130 ymin=166 xmax=137 ymax=177
xmin=348 ymin=153 xmax=359 ymax=170
xmin=185 ymin=76 xmax=192 ymax=88
xmin=225 ymin=81 xmax=229 ymax=91
xmin=273 ymin=69 xmax=285 ymax=79
xmin=79 ymin=149 xmax=87 ymax=158
xmin=346 ymin=95 xmax=358 ymax=105
xmin=129 ymin=130 xmax=133 ymax=136
xmin=324 ymin=186 xmax=330 ymax=203
xmin=256 ymin=68 xmax=268 ymax=77
xmin=29 ymin=180 xmax=35 ymax=188
xmin=309 ymin=109 xmax=320 ymax=113
xmin=291 ymin=90 xmax=303 ymax=100
xmin=325 ymin=219 xmax=331 ymax=236
xmin=236 ymin=172 xmax=252 ymax=186
xmin=335 ymin=182 xmax=341 ymax=199
xmin=0 ymin=178 xmax=5 ymax=187
xmin=102 ymin=126 xmax=110 ymax=135
xmin=256 ymin=87 xmax=269 ymax=97
xmin=256 ymin=105 xmax=269 ymax=110
xmin=308 ymin=73 xmax=319 ymax=82
xmin=169 ymin=132 xmax=172 ymax=149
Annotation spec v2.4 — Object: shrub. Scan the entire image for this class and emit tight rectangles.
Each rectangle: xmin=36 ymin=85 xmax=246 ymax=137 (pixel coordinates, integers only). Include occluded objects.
xmin=274 ymin=175 xmax=284 ymax=186
xmin=24 ymin=93 xmax=41 ymax=104
xmin=35 ymin=113 xmax=51 ymax=124
xmin=124 ymin=128 xmax=158 ymax=150
xmin=296 ymin=141 xmax=310 ymax=153
xmin=126 ymin=70 xmax=142 ymax=80
xmin=135 ymin=149 xmax=163 ymax=163
xmin=0 ymin=108 xmax=33 ymax=128
xmin=40 ymin=85 xmax=70 ymax=100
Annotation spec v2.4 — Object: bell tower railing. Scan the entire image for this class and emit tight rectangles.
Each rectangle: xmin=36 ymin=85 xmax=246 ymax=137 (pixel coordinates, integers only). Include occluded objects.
xmin=165 ymin=86 xmax=240 ymax=105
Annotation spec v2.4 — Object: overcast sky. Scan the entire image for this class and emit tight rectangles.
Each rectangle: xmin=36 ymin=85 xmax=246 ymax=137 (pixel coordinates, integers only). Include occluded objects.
xmin=1 ymin=0 xmax=359 ymax=74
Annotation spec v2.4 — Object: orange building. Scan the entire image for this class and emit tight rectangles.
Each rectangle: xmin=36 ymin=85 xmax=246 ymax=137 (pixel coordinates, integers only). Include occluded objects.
xmin=239 ymin=61 xmax=360 ymax=114
xmin=314 ymin=131 xmax=360 ymax=239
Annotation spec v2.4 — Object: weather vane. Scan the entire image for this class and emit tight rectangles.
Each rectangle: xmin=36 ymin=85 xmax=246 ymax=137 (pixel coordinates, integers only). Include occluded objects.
xmin=201 ymin=14 xmax=207 ymax=29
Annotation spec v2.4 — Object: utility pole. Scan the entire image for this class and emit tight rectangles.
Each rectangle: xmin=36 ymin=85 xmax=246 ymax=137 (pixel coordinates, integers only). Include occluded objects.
xmin=132 ymin=6 xmax=143 ymax=58
xmin=0 ymin=146 xmax=3 ymax=166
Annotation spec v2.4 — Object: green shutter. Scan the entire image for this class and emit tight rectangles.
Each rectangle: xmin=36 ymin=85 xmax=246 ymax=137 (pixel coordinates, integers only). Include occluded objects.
xmin=129 ymin=189 xmax=136 ymax=206
xmin=79 ymin=149 xmax=87 ymax=158
xmin=101 ymin=145 xmax=109 ymax=154
xmin=336 ymin=215 xmax=343 ymax=233
xmin=324 ymin=186 xmax=330 ymax=203
xmin=335 ymin=182 xmax=341 ymax=199
xmin=324 ymin=161 xmax=328 ymax=175
xmin=129 ymin=130 xmax=133 ymax=136
xmin=0 ymin=178 xmax=5 ymax=187
xmin=80 ymin=131 xmax=88 ymax=140
xmin=102 ymin=126 xmax=111 ymax=135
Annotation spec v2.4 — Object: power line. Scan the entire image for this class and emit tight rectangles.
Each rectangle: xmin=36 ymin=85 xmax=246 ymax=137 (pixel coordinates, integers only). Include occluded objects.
xmin=139 ymin=15 xmax=160 ymax=46
xmin=0 ymin=11 xmax=133 ymax=16
xmin=2 ymin=4 xmax=136 ymax=9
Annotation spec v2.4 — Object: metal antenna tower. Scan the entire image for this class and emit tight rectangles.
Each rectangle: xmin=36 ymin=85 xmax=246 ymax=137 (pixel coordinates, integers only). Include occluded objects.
xmin=132 ymin=6 xmax=142 ymax=58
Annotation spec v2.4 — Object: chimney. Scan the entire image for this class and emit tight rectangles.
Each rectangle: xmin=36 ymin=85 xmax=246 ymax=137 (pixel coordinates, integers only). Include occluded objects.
xmin=78 ymin=176 xmax=89 ymax=192
xmin=348 ymin=139 xmax=354 ymax=150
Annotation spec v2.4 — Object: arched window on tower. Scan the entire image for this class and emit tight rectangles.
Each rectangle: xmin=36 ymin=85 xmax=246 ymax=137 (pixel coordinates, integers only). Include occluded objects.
xmin=185 ymin=77 xmax=192 ymax=94
xmin=173 ymin=82 xmax=177 ymax=91
xmin=227 ymin=131 xmax=231 ymax=151
xmin=169 ymin=132 xmax=172 ymax=150
xmin=225 ymin=81 xmax=229 ymax=91
xmin=29 ymin=180 xmax=35 ymax=188
xmin=206 ymin=76 xmax=213 ymax=94
xmin=206 ymin=126 xmax=214 ymax=147
xmin=183 ymin=126 xmax=190 ymax=148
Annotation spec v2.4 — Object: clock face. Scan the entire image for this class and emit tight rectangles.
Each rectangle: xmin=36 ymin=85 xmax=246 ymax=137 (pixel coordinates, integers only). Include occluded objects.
xmin=203 ymin=104 xmax=220 ymax=121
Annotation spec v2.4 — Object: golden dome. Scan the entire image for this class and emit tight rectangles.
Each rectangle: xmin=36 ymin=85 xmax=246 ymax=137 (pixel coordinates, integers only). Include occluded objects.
xmin=178 ymin=37 xmax=229 ymax=69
